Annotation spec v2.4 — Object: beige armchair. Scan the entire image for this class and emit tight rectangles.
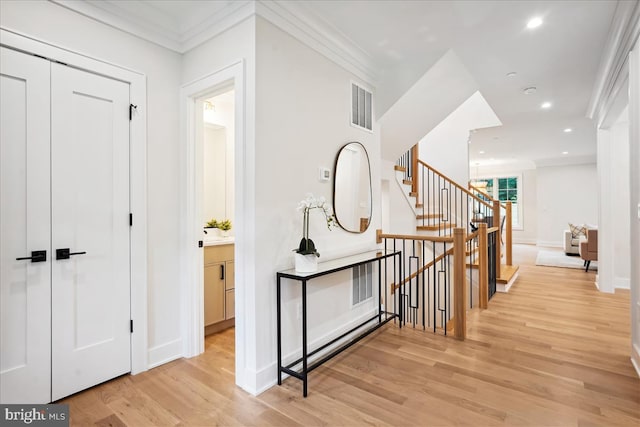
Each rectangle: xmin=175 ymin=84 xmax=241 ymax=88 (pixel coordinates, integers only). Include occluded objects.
xmin=579 ymin=228 xmax=598 ymax=272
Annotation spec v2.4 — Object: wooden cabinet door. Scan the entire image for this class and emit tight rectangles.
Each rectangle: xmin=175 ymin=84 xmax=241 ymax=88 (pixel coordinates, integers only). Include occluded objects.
xmin=225 ymin=261 xmax=235 ymax=290
xmin=225 ymin=290 xmax=235 ymax=320
xmin=204 ymin=263 xmax=225 ymax=326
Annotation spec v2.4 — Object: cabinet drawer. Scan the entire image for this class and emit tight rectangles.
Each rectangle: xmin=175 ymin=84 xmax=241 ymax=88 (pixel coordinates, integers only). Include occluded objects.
xmin=225 ymin=289 xmax=235 ymax=320
xmin=204 ymin=244 xmax=234 ymax=265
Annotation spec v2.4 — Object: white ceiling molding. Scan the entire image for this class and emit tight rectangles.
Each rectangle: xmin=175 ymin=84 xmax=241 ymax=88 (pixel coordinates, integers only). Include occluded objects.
xmin=51 ymin=0 xmax=255 ymax=53
xmin=587 ymin=0 xmax=640 ymax=126
xmin=48 ymin=0 xmax=379 ymax=84
xmin=255 ymin=0 xmax=378 ymax=84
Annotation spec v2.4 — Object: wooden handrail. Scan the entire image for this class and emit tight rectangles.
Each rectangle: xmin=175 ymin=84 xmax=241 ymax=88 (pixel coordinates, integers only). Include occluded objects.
xmin=468 ymin=183 xmax=507 ymax=209
xmin=377 ymin=229 xmax=454 ymax=244
xmin=417 ymin=160 xmax=492 ymax=209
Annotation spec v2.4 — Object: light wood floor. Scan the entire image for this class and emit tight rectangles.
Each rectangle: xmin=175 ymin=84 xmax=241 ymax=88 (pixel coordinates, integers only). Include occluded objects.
xmin=61 ymin=245 xmax=639 ymax=426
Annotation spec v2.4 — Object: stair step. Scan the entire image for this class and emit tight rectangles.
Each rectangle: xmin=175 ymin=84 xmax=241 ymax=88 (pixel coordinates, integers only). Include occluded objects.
xmin=403 ymin=179 xmax=413 ymax=186
xmin=497 ymin=264 xmax=519 ymax=284
xmin=416 ymin=223 xmax=457 ymax=231
xmin=416 ymin=203 xmax=423 ymax=208
xmin=409 ymin=191 xmax=418 ymax=197
xmin=394 ymin=165 xmax=406 ymax=172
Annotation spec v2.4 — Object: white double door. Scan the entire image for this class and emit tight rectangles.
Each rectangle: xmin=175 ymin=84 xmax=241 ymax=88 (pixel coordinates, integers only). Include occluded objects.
xmin=0 ymin=47 xmax=131 ymax=403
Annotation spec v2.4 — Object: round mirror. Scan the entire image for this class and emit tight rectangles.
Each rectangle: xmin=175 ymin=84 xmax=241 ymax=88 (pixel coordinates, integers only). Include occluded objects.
xmin=333 ymin=142 xmax=372 ymax=233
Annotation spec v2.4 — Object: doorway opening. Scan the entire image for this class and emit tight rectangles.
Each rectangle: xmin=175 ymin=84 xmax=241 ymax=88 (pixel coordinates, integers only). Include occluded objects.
xmin=199 ymin=88 xmax=236 ymax=361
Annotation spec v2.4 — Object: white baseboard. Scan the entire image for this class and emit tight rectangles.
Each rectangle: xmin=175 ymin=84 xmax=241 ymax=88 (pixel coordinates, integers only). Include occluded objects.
xmin=536 ymin=240 xmax=562 ymax=248
xmin=253 ymin=309 xmax=380 ymax=395
xmin=147 ymin=338 xmax=183 ymax=369
xmin=513 ymin=238 xmax=537 ymax=245
xmin=614 ymin=277 xmax=631 ymax=289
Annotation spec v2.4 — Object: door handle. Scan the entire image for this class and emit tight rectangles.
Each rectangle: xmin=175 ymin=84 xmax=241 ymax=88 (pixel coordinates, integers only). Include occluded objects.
xmin=56 ymin=248 xmax=87 ymax=260
xmin=220 ymin=264 xmax=225 ymax=281
xmin=16 ymin=250 xmax=47 ymax=263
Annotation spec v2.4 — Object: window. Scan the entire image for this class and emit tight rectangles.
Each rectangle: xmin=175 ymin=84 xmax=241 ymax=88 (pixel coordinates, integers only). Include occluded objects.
xmin=475 ymin=175 xmax=522 ymax=228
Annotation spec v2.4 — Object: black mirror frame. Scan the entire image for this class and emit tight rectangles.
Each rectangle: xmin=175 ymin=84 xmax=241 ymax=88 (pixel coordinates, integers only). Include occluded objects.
xmin=332 ymin=141 xmax=373 ymax=233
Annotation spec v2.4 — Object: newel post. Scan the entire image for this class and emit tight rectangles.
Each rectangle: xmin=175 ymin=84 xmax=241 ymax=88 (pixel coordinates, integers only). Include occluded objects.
xmin=453 ymin=228 xmax=466 ymax=340
xmin=493 ymin=200 xmax=501 ymax=279
xmin=478 ymin=223 xmax=488 ymax=309
xmin=506 ymin=201 xmax=513 ymax=266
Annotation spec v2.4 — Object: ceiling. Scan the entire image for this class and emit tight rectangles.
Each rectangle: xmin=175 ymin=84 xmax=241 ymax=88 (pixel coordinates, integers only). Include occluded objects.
xmin=59 ymin=0 xmax=619 ymax=170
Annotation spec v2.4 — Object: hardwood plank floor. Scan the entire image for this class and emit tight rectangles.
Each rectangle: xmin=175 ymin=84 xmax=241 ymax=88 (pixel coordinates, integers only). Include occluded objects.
xmin=60 ymin=245 xmax=639 ymax=426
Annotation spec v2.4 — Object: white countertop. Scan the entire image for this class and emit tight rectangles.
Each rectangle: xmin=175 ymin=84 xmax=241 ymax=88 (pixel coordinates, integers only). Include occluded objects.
xmin=203 ymin=236 xmax=235 ymax=246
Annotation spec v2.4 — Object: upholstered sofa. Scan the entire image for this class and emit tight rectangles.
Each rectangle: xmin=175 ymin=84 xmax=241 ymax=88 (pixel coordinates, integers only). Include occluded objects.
xmin=579 ymin=228 xmax=598 ymax=272
xmin=563 ymin=230 xmax=581 ymax=255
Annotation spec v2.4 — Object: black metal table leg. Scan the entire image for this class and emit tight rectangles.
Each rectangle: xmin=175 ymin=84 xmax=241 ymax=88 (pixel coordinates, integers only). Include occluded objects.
xmin=302 ymin=279 xmax=308 ymax=397
xmin=277 ymin=274 xmax=282 ymax=385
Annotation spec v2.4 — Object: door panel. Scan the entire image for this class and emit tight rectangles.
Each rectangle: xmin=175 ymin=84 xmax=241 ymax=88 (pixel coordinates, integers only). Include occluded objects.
xmin=0 ymin=48 xmax=52 ymax=404
xmin=51 ymin=63 xmax=131 ymax=401
xmin=204 ymin=263 xmax=225 ymax=326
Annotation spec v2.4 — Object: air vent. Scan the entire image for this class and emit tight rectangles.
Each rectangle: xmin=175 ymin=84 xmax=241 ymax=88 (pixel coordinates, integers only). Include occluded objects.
xmin=351 ymin=82 xmax=372 ymax=131
xmin=352 ymin=263 xmax=373 ymax=306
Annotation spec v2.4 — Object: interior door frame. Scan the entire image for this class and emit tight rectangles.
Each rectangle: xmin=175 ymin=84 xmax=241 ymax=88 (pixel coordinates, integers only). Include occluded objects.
xmin=180 ymin=60 xmax=250 ymax=392
xmin=0 ymin=28 xmax=149 ymax=375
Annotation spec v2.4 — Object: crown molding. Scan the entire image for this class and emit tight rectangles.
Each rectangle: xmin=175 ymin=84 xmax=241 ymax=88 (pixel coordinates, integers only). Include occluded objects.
xmin=50 ymin=0 xmax=255 ymax=53
xmin=587 ymin=0 xmax=640 ymax=125
xmin=48 ymin=0 xmax=379 ymax=83
xmin=255 ymin=1 xmax=378 ymax=84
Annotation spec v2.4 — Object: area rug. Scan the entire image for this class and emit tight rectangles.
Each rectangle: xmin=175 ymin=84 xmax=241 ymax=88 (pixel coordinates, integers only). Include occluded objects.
xmin=535 ymin=250 xmax=598 ymax=271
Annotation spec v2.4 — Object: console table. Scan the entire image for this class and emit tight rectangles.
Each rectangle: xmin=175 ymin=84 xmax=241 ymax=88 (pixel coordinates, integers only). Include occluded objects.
xmin=276 ymin=250 xmax=402 ymax=397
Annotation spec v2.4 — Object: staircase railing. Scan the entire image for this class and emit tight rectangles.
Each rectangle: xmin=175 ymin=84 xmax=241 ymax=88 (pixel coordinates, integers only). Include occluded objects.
xmin=469 ymin=183 xmax=513 ymax=266
xmin=376 ymin=228 xmax=471 ymax=340
xmin=415 ymin=159 xmax=494 ymax=236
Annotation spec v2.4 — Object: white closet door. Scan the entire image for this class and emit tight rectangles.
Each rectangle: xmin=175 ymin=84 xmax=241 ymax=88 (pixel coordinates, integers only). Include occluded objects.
xmin=0 ymin=48 xmax=52 ymax=404
xmin=50 ymin=63 xmax=131 ymax=401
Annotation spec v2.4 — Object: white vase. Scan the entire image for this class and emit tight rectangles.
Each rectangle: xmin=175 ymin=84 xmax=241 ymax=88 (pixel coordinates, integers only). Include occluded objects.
xmin=295 ymin=253 xmax=318 ymax=273
xmin=205 ymin=227 xmax=220 ymax=237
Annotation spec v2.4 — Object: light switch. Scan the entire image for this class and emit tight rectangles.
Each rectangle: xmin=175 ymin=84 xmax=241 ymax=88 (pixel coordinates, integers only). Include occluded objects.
xmin=637 ymin=203 xmax=640 ymax=220
xmin=319 ymin=167 xmax=330 ymax=182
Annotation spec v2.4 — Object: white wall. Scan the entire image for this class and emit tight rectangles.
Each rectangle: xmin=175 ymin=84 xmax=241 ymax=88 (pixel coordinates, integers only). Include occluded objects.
xmin=611 ymin=109 xmax=631 ymax=290
xmin=419 ymin=91 xmax=501 ymax=188
xmin=628 ymin=38 xmax=640 ymax=376
xmin=254 ymin=16 xmax=380 ymax=391
xmin=203 ymin=126 xmax=228 ymax=222
xmin=0 ymin=0 xmax=183 ymax=366
xmin=379 ymin=50 xmax=478 ymax=162
xmin=181 ymin=16 xmax=257 ymax=392
xmin=203 ymin=92 xmax=235 ymax=225
xmin=536 ymin=163 xmax=598 ymax=247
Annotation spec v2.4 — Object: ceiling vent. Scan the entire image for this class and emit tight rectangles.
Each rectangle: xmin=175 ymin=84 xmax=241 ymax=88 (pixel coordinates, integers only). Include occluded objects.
xmin=351 ymin=82 xmax=372 ymax=131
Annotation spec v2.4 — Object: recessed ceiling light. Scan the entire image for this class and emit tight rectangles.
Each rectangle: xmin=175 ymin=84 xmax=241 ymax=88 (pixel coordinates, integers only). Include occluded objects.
xmin=506 ymin=72 xmax=517 ymax=77
xmin=562 ymin=151 xmax=569 ymax=155
xmin=479 ymin=151 xmax=485 ymax=154
xmin=563 ymin=128 xmax=572 ymax=133
xmin=541 ymin=101 xmax=552 ymax=109
xmin=523 ymin=86 xmax=537 ymax=95
xmin=527 ymin=17 xmax=543 ymax=29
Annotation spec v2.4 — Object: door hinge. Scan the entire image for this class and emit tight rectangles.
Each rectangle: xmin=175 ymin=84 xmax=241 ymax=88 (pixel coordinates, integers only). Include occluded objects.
xmin=129 ymin=104 xmax=137 ymax=120
xmin=198 ymin=240 xmax=203 ymax=248
xmin=129 ymin=213 xmax=133 ymax=226
xmin=130 ymin=319 xmax=134 ymax=333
